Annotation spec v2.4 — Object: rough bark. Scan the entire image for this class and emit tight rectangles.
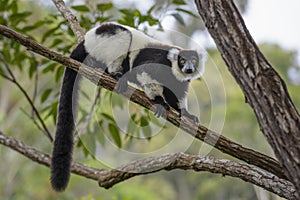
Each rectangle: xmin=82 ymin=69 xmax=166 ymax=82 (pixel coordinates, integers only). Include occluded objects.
xmin=195 ymin=0 xmax=300 ymax=196
xmin=51 ymin=0 xmax=84 ymax=42
xmin=0 ymin=131 xmax=296 ymax=199
xmin=0 ymin=24 xmax=286 ymax=180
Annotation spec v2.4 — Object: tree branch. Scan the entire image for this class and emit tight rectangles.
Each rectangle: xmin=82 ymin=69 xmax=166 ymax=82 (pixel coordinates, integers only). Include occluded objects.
xmin=195 ymin=0 xmax=300 ymax=196
xmin=0 ymin=24 xmax=286 ymax=180
xmin=0 ymin=131 xmax=296 ymax=199
xmin=51 ymin=0 xmax=84 ymax=42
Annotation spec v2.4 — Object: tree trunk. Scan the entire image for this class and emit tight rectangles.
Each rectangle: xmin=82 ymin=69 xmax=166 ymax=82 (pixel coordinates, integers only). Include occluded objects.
xmin=195 ymin=0 xmax=300 ymax=197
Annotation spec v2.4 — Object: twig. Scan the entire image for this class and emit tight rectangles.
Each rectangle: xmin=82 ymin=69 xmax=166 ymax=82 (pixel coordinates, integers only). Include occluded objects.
xmin=0 ymin=24 xmax=286 ymax=180
xmin=0 ymin=131 xmax=296 ymax=199
xmin=20 ymin=108 xmax=46 ymax=136
xmin=74 ymin=87 xmax=102 ymax=143
xmin=51 ymin=0 xmax=84 ymax=42
xmin=0 ymin=56 xmax=53 ymax=142
xmin=0 ymin=71 xmax=13 ymax=81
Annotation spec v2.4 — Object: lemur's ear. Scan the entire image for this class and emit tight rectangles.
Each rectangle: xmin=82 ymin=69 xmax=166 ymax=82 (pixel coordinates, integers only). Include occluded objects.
xmin=197 ymin=49 xmax=208 ymax=63
xmin=167 ymin=48 xmax=180 ymax=61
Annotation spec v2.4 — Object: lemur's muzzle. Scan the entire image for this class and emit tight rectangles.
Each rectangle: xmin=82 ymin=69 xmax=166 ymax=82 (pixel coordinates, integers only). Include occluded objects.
xmin=183 ymin=61 xmax=195 ymax=74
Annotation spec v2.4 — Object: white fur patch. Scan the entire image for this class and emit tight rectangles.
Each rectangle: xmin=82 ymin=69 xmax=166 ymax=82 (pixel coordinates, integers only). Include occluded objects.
xmin=167 ymin=48 xmax=180 ymax=61
xmin=178 ymin=97 xmax=188 ymax=109
xmin=84 ymin=26 xmax=131 ymax=73
xmin=136 ymin=72 xmax=163 ymax=100
xmin=124 ymin=27 xmax=157 ymax=69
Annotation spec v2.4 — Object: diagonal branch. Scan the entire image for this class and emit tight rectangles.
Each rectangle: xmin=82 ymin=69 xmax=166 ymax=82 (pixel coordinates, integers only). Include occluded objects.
xmin=0 ymin=24 xmax=286 ymax=180
xmin=0 ymin=131 xmax=296 ymax=199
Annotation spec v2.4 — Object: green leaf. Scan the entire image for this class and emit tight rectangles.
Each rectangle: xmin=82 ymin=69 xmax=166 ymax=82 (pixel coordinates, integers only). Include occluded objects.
xmin=171 ymin=13 xmax=185 ymax=26
xmin=133 ymin=9 xmax=141 ymax=17
xmin=22 ymin=20 xmax=46 ymax=32
xmin=77 ymin=139 xmax=90 ymax=157
xmin=49 ymin=38 xmax=63 ymax=48
xmin=94 ymin=121 xmax=106 ymax=146
xmin=80 ymin=90 xmax=92 ymax=102
xmin=41 ymin=88 xmax=52 ymax=103
xmin=140 ymin=116 xmax=149 ymax=127
xmin=101 ymin=112 xmax=116 ymax=123
xmin=41 ymin=21 xmax=65 ymax=43
xmin=42 ymin=62 xmax=58 ymax=74
xmin=111 ymin=93 xmax=124 ymax=109
xmin=176 ymin=8 xmax=199 ymax=18
xmin=142 ymin=125 xmax=152 ymax=140
xmin=28 ymin=61 xmax=36 ymax=79
xmin=8 ymin=0 xmax=18 ymax=13
xmin=147 ymin=4 xmax=156 ymax=15
xmin=127 ymin=117 xmax=137 ymax=136
xmin=0 ymin=0 xmax=9 ymax=11
xmin=79 ymin=131 xmax=96 ymax=158
xmin=173 ymin=0 xmax=186 ymax=5
xmin=97 ymin=3 xmax=113 ymax=12
xmin=108 ymin=123 xmax=121 ymax=148
xmin=55 ymin=66 xmax=64 ymax=82
xmin=10 ymin=12 xmax=32 ymax=26
xmin=43 ymin=101 xmax=58 ymax=124
xmin=71 ymin=5 xmax=90 ymax=12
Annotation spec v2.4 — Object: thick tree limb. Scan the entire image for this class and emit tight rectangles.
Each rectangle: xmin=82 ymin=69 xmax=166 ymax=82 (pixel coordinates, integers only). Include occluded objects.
xmin=0 ymin=24 xmax=286 ymax=180
xmin=195 ymin=0 xmax=300 ymax=196
xmin=51 ymin=0 xmax=84 ymax=42
xmin=0 ymin=131 xmax=296 ymax=199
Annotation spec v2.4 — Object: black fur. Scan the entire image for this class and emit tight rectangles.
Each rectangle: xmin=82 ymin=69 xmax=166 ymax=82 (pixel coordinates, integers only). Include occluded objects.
xmin=95 ymin=23 xmax=127 ymax=36
xmin=51 ymin=25 xmax=130 ymax=191
xmin=51 ymin=41 xmax=87 ymax=191
xmin=119 ymin=45 xmax=190 ymax=117
xmin=51 ymin=23 xmax=200 ymax=191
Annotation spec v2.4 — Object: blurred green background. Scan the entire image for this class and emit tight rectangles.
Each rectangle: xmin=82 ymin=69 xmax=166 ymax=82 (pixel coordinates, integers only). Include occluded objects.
xmin=0 ymin=0 xmax=299 ymax=199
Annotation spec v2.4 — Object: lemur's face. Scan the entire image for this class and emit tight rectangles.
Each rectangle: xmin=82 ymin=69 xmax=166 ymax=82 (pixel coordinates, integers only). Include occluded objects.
xmin=177 ymin=50 xmax=199 ymax=74
xmin=167 ymin=48 xmax=205 ymax=82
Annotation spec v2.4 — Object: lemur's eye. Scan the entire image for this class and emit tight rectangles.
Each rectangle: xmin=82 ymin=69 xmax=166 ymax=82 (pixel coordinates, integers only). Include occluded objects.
xmin=180 ymin=59 xmax=185 ymax=65
xmin=191 ymin=59 xmax=197 ymax=64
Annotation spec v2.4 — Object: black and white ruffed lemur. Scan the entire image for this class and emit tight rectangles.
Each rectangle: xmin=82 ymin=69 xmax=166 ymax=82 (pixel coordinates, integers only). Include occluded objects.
xmin=51 ymin=22 xmax=206 ymax=191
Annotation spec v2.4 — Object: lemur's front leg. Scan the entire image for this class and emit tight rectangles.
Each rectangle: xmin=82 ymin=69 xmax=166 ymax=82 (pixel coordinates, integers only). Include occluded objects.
xmin=152 ymin=96 xmax=170 ymax=117
xmin=178 ymin=97 xmax=199 ymax=124
xmin=143 ymin=83 xmax=170 ymax=118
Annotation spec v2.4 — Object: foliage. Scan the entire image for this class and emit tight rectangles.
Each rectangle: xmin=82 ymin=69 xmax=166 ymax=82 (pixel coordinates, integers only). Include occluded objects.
xmin=1 ymin=0 xmax=298 ymax=199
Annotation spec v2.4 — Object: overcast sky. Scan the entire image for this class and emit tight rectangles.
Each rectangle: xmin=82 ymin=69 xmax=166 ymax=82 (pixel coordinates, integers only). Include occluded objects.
xmin=243 ymin=0 xmax=300 ymax=64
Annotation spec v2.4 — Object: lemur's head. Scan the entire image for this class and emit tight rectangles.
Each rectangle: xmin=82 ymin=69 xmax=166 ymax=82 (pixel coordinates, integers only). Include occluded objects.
xmin=167 ymin=48 xmax=206 ymax=82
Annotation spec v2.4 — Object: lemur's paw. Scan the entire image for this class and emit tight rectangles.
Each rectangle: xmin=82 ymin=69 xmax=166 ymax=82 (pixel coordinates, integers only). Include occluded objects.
xmin=110 ymin=72 xmax=123 ymax=80
xmin=154 ymin=103 xmax=169 ymax=118
xmin=180 ymin=109 xmax=199 ymax=124
xmin=152 ymin=96 xmax=170 ymax=118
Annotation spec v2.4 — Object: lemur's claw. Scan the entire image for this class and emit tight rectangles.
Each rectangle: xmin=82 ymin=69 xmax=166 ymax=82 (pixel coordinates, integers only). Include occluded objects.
xmin=153 ymin=96 xmax=170 ymax=118
xmin=111 ymin=72 xmax=123 ymax=80
xmin=154 ymin=103 xmax=170 ymax=118
xmin=180 ymin=109 xmax=199 ymax=124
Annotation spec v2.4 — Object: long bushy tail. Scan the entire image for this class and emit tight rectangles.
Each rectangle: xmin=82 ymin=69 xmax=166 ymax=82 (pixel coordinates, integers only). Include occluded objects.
xmin=51 ymin=41 xmax=87 ymax=191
